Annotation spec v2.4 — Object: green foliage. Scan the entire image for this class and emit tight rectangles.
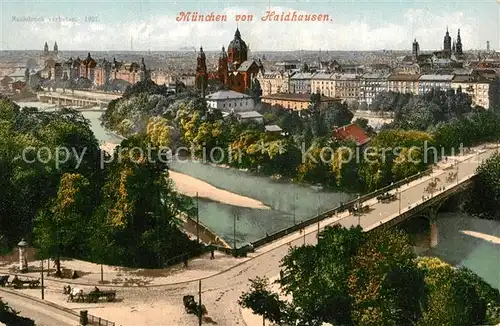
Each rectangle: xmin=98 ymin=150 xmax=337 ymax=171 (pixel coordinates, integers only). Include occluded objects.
xmin=0 ymin=297 xmax=35 ymax=325
xmin=466 ymin=152 xmax=500 ymax=220
xmin=238 ymin=277 xmax=284 ymax=323
xmin=240 ymin=226 xmax=500 ymax=326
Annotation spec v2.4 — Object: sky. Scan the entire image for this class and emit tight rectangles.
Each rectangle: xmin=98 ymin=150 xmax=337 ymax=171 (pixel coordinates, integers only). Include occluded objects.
xmin=0 ymin=0 xmax=498 ymax=51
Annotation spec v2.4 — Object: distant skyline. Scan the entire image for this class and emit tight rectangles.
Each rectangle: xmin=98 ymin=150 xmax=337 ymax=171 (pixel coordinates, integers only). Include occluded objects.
xmin=1 ymin=0 xmax=498 ymax=52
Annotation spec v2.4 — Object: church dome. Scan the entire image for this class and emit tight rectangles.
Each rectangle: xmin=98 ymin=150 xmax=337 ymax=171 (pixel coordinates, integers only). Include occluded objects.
xmin=228 ymin=28 xmax=247 ymax=52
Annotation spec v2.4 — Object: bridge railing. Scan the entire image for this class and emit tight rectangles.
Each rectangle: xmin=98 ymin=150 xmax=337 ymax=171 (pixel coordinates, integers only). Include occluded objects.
xmin=250 ymin=166 xmax=434 ymax=250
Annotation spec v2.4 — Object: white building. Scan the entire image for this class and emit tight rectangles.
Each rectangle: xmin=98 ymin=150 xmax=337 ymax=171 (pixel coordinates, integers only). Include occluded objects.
xmin=310 ymin=73 xmax=336 ymax=97
xmin=206 ymin=90 xmax=254 ymax=112
xmin=451 ymin=74 xmax=495 ymax=109
xmin=418 ymin=75 xmax=454 ymax=94
xmin=236 ymin=111 xmax=263 ymax=123
xmin=361 ymin=73 xmax=390 ymax=105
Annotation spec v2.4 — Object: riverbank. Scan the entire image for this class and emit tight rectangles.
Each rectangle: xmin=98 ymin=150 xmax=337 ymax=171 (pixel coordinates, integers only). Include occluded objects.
xmin=169 ymin=170 xmax=270 ymax=210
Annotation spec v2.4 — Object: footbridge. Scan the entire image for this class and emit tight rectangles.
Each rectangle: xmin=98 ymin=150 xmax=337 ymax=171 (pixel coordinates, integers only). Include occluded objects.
xmin=36 ymin=90 xmax=121 ymax=110
xmin=251 ymin=145 xmax=498 ymax=251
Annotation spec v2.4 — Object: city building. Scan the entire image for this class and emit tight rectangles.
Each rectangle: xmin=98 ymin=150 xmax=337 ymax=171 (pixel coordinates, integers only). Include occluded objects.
xmin=289 ymin=72 xmax=316 ymax=94
xmin=206 ymin=90 xmax=254 ymax=112
xmin=451 ymin=74 xmax=495 ymax=109
xmin=333 ymin=123 xmax=371 ymax=146
xmin=38 ymin=41 xmax=60 ymax=68
xmin=387 ymin=74 xmax=420 ymax=94
xmin=418 ymin=74 xmax=454 ymax=94
xmin=261 ymin=93 xmax=341 ymax=111
xmin=361 ymin=73 xmax=390 ymax=105
xmin=434 ymin=27 xmax=464 ymax=60
xmin=196 ymin=28 xmax=263 ymax=94
xmin=310 ymin=73 xmax=336 ymax=97
xmin=236 ymin=111 xmax=263 ymax=123
xmin=333 ymin=74 xmax=362 ymax=103
xmin=256 ymin=70 xmax=292 ymax=95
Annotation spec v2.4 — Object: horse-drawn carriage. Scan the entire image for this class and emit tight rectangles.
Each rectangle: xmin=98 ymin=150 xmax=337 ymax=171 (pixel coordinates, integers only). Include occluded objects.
xmin=377 ymin=193 xmax=397 ymax=203
xmin=348 ymin=204 xmax=371 ymax=216
xmin=65 ymin=285 xmax=116 ymax=303
xmin=446 ymin=171 xmax=457 ymax=182
xmin=424 ymin=177 xmax=441 ymax=194
xmin=182 ymin=295 xmax=207 ymax=315
xmin=0 ymin=275 xmax=40 ymax=289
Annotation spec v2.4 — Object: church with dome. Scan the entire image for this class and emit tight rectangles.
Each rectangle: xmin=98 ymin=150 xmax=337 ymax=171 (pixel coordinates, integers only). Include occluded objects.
xmin=196 ymin=28 xmax=263 ymax=94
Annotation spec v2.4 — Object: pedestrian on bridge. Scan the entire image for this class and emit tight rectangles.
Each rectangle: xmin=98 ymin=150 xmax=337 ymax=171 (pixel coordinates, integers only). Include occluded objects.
xmin=209 ymin=243 xmax=215 ymax=260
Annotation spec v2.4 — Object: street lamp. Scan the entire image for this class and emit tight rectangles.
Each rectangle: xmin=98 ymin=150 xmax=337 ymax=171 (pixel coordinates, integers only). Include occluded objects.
xmin=357 ymin=194 xmax=361 ymax=226
xmin=40 ymin=259 xmax=44 ymax=300
xmin=292 ymin=194 xmax=297 ymax=226
xmin=316 ymin=185 xmax=321 ymax=242
xmin=233 ymin=212 xmax=239 ymax=255
xmin=399 ymin=189 xmax=402 ymax=215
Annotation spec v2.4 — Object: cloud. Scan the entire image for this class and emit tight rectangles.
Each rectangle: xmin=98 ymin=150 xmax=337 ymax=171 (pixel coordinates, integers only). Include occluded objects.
xmin=1 ymin=6 xmax=493 ymax=51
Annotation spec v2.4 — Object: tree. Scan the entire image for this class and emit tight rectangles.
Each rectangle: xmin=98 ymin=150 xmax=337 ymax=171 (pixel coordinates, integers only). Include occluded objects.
xmin=417 ymin=257 xmax=486 ymax=326
xmin=0 ymin=298 xmax=35 ymax=325
xmin=239 ymin=277 xmax=285 ymax=324
xmin=466 ymin=152 xmax=500 ymax=220
xmin=93 ymin=135 xmax=198 ymax=267
xmin=348 ymin=229 xmax=424 ymax=325
xmin=34 ymin=173 xmax=93 ymax=276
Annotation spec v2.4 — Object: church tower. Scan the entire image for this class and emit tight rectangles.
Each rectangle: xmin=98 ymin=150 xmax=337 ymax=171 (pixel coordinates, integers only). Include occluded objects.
xmin=140 ymin=57 xmax=149 ymax=81
xmin=44 ymin=42 xmax=49 ymax=55
xmin=195 ymin=46 xmax=208 ymax=95
xmin=456 ymin=29 xmax=463 ymax=55
xmin=218 ymin=46 xmax=229 ymax=85
xmin=443 ymin=27 xmax=452 ymax=58
xmin=227 ymin=28 xmax=248 ymax=70
xmin=412 ymin=39 xmax=420 ymax=61
xmin=53 ymin=42 xmax=58 ymax=54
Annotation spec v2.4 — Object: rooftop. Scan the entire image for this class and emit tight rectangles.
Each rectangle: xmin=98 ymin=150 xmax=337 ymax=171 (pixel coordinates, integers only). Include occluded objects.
xmin=237 ymin=111 xmax=263 ymax=119
xmin=206 ymin=90 xmax=251 ymax=100
xmin=387 ymin=74 xmax=420 ymax=81
xmin=311 ymin=73 xmax=334 ymax=80
xmin=290 ymin=72 xmax=316 ymax=80
xmin=265 ymin=125 xmax=283 ymax=132
xmin=262 ymin=93 xmax=341 ymax=102
xmin=333 ymin=123 xmax=371 ymax=146
xmin=419 ymin=74 xmax=455 ymax=81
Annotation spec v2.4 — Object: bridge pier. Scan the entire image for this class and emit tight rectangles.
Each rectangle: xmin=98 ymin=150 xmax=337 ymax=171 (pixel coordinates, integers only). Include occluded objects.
xmin=430 ymin=220 xmax=439 ymax=248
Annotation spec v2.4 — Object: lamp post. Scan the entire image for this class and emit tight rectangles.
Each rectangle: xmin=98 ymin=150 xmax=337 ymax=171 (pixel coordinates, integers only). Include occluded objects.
xmin=316 ymin=185 xmax=321 ymax=242
xmin=18 ymin=239 xmax=28 ymax=273
xmin=399 ymin=188 xmax=402 ymax=215
xmin=40 ymin=259 xmax=44 ymax=300
xmin=357 ymin=194 xmax=361 ymax=226
xmin=196 ymin=192 xmax=200 ymax=245
xmin=292 ymin=194 xmax=296 ymax=226
xmin=233 ymin=212 xmax=239 ymax=255
xmin=456 ymin=160 xmax=459 ymax=185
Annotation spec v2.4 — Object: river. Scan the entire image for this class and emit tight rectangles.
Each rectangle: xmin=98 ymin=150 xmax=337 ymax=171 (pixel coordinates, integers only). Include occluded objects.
xmin=14 ymin=101 xmax=352 ymax=247
xmin=15 ymin=101 xmax=500 ymax=290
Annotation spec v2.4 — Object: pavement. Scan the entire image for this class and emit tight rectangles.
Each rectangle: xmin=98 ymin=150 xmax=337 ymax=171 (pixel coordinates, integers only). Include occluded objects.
xmin=0 ymin=288 xmax=78 ymax=326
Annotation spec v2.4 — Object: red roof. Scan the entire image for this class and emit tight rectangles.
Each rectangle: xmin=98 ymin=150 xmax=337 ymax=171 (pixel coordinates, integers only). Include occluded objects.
xmin=334 ymin=123 xmax=371 ymax=146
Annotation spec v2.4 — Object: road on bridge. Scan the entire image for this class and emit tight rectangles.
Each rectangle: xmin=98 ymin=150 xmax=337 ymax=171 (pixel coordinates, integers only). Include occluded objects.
xmin=0 ymin=289 xmax=78 ymax=326
xmin=148 ymin=145 xmax=498 ymax=326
